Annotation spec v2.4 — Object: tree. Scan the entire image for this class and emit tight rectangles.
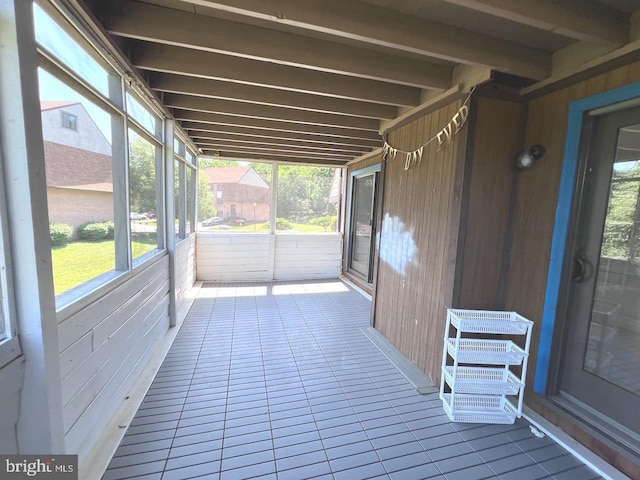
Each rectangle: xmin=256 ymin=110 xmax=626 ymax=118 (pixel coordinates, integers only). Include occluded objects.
xmin=197 ymin=157 xmax=338 ymax=224
xmin=198 ymin=171 xmax=216 ymax=220
xmin=309 ymin=216 xmax=337 ymax=231
xmin=128 ymin=135 xmax=157 ymax=214
xmin=601 ymin=163 xmax=640 ymax=260
xmin=277 ymin=165 xmax=335 ymax=222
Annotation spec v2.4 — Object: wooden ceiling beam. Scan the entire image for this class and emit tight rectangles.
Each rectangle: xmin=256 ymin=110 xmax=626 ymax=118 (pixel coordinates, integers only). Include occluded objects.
xmin=108 ymin=1 xmax=452 ymax=89
xmin=150 ymin=73 xmax=398 ymax=120
xmin=190 ymin=132 xmax=370 ymax=154
xmin=181 ymin=122 xmax=381 ymax=148
xmin=133 ymin=42 xmax=421 ymax=107
xmin=165 ymin=94 xmax=379 ymax=131
xmin=175 ymin=0 xmax=550 ymax=80
xmin=441 ymin=0 xmax=628 ymax=47
xmin=172 ymin=110 xmax=382 ymax=142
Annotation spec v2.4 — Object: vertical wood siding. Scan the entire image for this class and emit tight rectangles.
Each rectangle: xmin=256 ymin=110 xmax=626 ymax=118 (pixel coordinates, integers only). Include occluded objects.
xmin=373 ymin=100 xmax=466 ymax=381
xmin=456 ymin=95 xmax=524 ymax=309
xmin=504 ymin=62 xmax=640 ymax=478
xmin=57 ymin=256 xmax=171 ymax=461
xmin=506 ymin=63 xmax=640 ymax=389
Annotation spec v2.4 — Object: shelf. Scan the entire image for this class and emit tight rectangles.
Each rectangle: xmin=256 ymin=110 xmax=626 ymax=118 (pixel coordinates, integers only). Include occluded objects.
xmin=446 ymin=338 xmax=527 ymax=365
xmin=442 ymin=366 xmax=523 ymax=395
xmin=441 ymin=309 xmax=532 ymax=424
xmin=448 ymin=309 xmax=532 ymax=335
xmin=440 ymin=393 xmax=517 ymax=424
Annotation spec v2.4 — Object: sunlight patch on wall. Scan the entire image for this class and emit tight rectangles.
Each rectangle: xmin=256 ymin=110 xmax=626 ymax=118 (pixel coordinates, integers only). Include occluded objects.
xmin=378 ymin=214 xmax=418 ymax=276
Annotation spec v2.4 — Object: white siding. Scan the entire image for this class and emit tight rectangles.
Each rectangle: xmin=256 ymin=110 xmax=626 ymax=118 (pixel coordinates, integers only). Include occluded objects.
xmin=41 ymin=104 xmax=111 ymax=155
xmin=196 ymin=232 xmax=342 ymax=282
xmin=197 ymin=233 xmax=272 ymax=281
xmin=274 ymin=234 xmax=342 ymax=280
xmin=57 ymin=256 xmax=170 ymax=462
xmin=175 ymin=235 xmax=196 ymax=312
xmin=0 ymin=357 xmax=24 ymax=454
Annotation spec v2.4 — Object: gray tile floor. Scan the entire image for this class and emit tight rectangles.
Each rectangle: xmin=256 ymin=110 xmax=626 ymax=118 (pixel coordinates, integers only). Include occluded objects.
xmin=103 ymin=280 xmax=602 ymax=480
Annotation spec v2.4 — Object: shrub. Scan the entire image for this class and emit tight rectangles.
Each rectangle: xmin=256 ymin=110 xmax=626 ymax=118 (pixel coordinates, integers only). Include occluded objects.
xmin=262 ymin=218 xmax=293 ymax=230
xmin=49 ymin=222 xmax=73 ymax=246
xmin=309 ymin=216 xmax=337 ymax=231
xmin=78 ymin=221 xmax=115 ymax=241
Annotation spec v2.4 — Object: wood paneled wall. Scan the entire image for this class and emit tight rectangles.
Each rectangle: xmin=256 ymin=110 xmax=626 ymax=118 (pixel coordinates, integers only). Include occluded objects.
xmin=505 ymin=62 xmax=640 ymax=386
xmin=504 ymin=62 xmax=640 ymax=478
xmin=456 ymin=94 xmax=524 ymax=309
xmin=373 ymin=100 xmax=466 ymax=381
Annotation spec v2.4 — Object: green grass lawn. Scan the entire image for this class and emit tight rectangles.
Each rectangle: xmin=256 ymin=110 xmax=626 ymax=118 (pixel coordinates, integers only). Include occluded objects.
xmin=206 ymin=222 xmax=328 ymax=233
xmin=51 ymin=237 xmax=157 ymax=295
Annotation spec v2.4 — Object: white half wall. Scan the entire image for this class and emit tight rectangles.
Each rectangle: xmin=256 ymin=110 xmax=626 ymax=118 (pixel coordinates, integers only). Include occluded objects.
xmin=274 ymin=234 xmax=342 ymax=280
xmin=175 ymin=235 xmax=196 ymax=312
xmin=0 ymin=356 xmax=25 ymax=454
xmin=57 ymin=256 xmax=171 ymax=462
xmin=197 ymin=233 xmax=272 ymax=281
xmin=196 ymin=232 xmax=342 ymax=282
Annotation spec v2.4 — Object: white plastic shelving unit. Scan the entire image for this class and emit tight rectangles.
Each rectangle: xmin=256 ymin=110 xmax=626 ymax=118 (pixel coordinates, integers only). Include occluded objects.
xmin=440 ymin=309 xmax=533 ymax=424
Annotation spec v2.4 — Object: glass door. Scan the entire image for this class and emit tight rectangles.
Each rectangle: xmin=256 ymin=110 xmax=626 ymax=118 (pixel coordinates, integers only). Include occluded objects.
xmin=560 ymin=106 xmax=640 ymax=449
xmin=348 ymin=171 xmax=379 ymax=282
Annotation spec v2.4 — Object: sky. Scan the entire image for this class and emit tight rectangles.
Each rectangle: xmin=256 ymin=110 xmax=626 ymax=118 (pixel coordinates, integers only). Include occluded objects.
xmin=33 ymin=4 xmax=158 ymax=143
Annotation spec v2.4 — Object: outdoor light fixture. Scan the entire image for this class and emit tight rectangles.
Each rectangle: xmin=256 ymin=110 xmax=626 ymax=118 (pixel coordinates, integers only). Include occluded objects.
xmin=516 ymin=144 xmax=545 ymax=169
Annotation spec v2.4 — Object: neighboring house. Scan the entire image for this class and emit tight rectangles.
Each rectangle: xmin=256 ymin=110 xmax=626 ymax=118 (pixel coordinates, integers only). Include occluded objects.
xmin=201 ymin=166 xmax=270 ymax=222
xmin=41 ymin=101 xmax=113 ymax=231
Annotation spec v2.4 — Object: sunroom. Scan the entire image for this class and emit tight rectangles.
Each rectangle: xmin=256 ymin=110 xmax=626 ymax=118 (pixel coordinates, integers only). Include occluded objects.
xmin=1 ymin=0 xmax=640 ymax=479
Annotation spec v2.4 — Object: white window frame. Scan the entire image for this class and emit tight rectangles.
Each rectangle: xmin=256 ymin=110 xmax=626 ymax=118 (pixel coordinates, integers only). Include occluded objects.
xmin=174 ymin=137 xmax=197 ymax=241
xmin=0 ymin=137 xmax=22 ymax=368
xmin=33 ymin=0 xmax=198 ymax=312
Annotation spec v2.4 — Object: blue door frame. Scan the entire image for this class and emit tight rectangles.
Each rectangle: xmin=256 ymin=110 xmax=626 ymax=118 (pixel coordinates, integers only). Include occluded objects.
xmin=535 ymin=81 xmax=640 ymax=394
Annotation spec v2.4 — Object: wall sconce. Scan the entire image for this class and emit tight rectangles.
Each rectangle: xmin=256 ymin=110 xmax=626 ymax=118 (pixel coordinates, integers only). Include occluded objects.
xmin=516 ymin=144 xmax=545 ymax=169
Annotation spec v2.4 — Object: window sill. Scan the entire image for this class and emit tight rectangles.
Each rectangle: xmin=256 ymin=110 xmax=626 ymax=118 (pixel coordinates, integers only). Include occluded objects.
xmin=55 ymin=250 xmax=168 ymax=322
xmin=0 ymin=336 xmax=22 ymax=369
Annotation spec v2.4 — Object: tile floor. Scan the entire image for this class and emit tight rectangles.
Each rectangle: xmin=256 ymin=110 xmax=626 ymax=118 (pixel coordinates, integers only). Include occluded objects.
xmin=103 ymin=280 xmax=602 ymax=480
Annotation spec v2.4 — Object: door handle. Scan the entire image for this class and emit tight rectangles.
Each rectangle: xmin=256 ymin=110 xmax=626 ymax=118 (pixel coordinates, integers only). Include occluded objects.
xmin=572 ymin=255 xmax=590 ymax=283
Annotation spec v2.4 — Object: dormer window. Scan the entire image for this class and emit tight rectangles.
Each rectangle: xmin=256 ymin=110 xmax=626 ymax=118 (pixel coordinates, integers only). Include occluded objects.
xmin=61 ymin=111 xmax=77 ymax=130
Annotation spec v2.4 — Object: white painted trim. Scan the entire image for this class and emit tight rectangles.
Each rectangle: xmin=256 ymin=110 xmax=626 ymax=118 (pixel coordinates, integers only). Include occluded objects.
xmin=164 ymin=120 xmax=177 ymax=327
xmin=79 ymin=281 xmax=202 ymax=480
xmin=0 ymin=0 xmax=65 ymax=452
xmin=521 ymin=406 xmax=631 ymax=480
xmin=55 ymin=252 xmax=168 ymax=322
